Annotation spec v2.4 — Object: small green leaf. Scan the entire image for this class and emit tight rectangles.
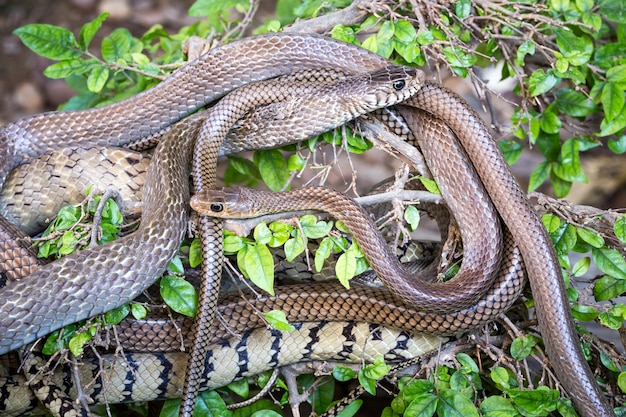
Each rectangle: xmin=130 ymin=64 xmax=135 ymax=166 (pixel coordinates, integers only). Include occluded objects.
xmin=101 ymin=28 xmax=132 ymax=63
xmin=556 ymin=88 xmax=599 ymax=117
xmin=315 ymin=237 xmax=334 ymax=272
xmin=600 ymin=0 xmax=626 ymax=23
xmin=79 ymin=13 xmax=108 ymax=50
xmin=490 ymin=367 xmax=512 ymax=389
xmin=244 ymin=243 xmax=275 ymax=295
xmin=43 ymin=58 xmax=100 ymax=79
xmin=333 ymin=366 xmax=357 ymax=382
xmin=403 ymin=205 xmax=420 ymax=231
xmin=284 ymin=231 xmax=306 ymax=262
xmin=257 ymin=149 xmax=290 ymax=192
xmin=498 ymin=138 xmax=523 ymax=165
xmin=131 ymin=303 xmax=148 ymax=320
xmin=86 ymin=65 xmax=109 ymax=93
xmin=403 ymin=393 xmax=438 ymax=416
xmin=592 ymin=247 xmax=626 ymax=279
xmin=555 ymin=29 xmax=593 ymax=66
xmin=300 ymin=215 xmax=333 ymax=239
xmin=336 ymin=250 xmax=356 ymax=288
xmin=253 ymin=222 xmax=272 ymax=245
xmin=69 ymin=331 xmax=92 ymax=357
xmin=393 ymin=20 xmax=416 ymax=43
xmin=14 ymin=24 xmax=81 ymax=60
xmin=160 ymin=276 xmax=198 ymax=317
xmin=528 ymin=70 xmax=560 ymax=96
xmin=572 ymin=256 xmax=591 ymax=277
xmin=594 ymin=275 xmax=626 ymax=301
xmin=189 ymin=238 xmax=202 ymax=267
xmin=510 ymin=335 xmax=537 ymax=360
xmin=571 ymin=304 xmax=599 ymax=321
xmin=599 ymin=101 xmax=626 ymax=136
xmin=436 ymin=389 xmax=480 ymax=417
xmin=264 ymin=309 xmax=295 ymax=331
xmin=528 ymin=160 xmax=551 ymax=192
xmin=576 ymin=228 xmax=604 ymax=248
xmin=480 ymin=396 xmax=519 ymax=417
xmin=418 ymin=176 xmax=441 ymax=194
xmin=601 ymin=83 xmax=625 ymax=122
xmin=455 ymin=0 xmax=471 ymax=18
xmin=516 ymin=40 xmax=535 ymax=66
xmin=104 ymin=304 xmax=130 ymax=325
xmin=615 ymin=215 xmax=626 ymax=243
xmin=608 ymin=136 xmax=626 ymax=154
xmin=506 ymin=387 xmax=560 ymax=415
xmin=619 ymin=372 xmax=626 ymax=393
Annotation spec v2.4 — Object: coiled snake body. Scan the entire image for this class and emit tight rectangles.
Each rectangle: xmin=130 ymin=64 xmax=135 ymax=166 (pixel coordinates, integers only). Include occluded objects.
xmin=0 ymin=34 xmax=613 ymax=416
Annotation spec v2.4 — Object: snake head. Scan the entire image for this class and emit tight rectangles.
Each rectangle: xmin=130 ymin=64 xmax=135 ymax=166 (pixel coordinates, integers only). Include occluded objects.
xmin=359 ymin=66 xmax=425 ymax=109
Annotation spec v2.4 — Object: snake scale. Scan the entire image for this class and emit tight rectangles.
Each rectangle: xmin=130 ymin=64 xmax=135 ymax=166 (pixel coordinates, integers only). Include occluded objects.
xmin=0 ymin=33 xmax=614 ymax=416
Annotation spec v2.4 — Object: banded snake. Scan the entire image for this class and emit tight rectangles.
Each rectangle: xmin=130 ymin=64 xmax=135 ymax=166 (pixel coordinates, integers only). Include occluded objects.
xmin=0 ymin=33 xmax=614 ymax=416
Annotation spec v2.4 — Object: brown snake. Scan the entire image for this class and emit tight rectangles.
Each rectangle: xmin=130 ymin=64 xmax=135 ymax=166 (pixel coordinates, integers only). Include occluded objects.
xmin=0 ymin=34 xmax=613 ymax=416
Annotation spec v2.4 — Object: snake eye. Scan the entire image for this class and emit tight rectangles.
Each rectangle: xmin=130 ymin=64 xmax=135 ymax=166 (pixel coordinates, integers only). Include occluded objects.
xmin=210 ymin=203 xmax=224 ymax=213
xmin=392 ymin=80 xmax=406 ymax=91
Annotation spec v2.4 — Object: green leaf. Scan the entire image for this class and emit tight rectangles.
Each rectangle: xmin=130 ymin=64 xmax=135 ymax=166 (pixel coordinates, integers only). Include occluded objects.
xmin=336 ymin=250 xmax=356 ymax=288
xmin=300 ymin=215 xmax=333 ymax=239
xmin=600 ymin=0 xmax=626 ymax=23
xmin=69 ymin=331 xmax=92 ymax=357
xmin=555 ymin=29 xmax=593 ymax=66
xmin=264 ymin=309 xmax=295 ymax=331
xmin=253 ymin=222 xmax=272 ymax=245
xmin=131 ymin=303 xmax=148 ymax=320
xmin=498 ymin=138 xmax=523 ymax=165
xmin=571 ymin=304 xmax=599 ymax=321
xmin=572 ymin=256 xmax=591 ymax=277
xmin=556 ymin=88 xmax=599 ymax=117
xmin=592 ymin=247 xmax=626 ymax=279
xmin=528 ymin=70 xmax=560 ymax=96
xmin=195 ymin=390 xmax=231 ymax=417
xmin=393 ymin=20 xmax=416 ymax=43
xmin=43 ymin=58 xmax=100 ymax=79
xmin=404 ymin=393 xmax=438 ymax=416
xmin=86 ymin=65 xmax=110 ymax=93
xmin=336 ymin=399 xmax=362 ymax=417
xmin=599 ymin=103 xmax=626 ymax=136
xmin=601 ymin=83 xmax=625 ymax=122
xmin=284 ymin=229 xmax=306 ymax=262
xmin=257 ymin=149 xmax=289 ymax=192
xmin=608 ymin=136 xmax=626 ymax=154
xmin=607 ymin=65 xmax=626 ymax=89
xmin=510 ymin=335 xmax=537 ymax=360
xmin=553 ymin=138 xmax=586 ymax=183
xmin=455 ymin=0 xmax=471 ymax=18
xmin=416 ymin=30 xmax=435 ymax=45
xmin=79 ymin=13 xmax=108 ymax=50
xmin=619 ymin=372 xmax=626 ymax=393
xmin=490 ymin=367 xmax=512 ymax=389
xmin=576 ymin=228 xmax=604 ymax=248
xmin=333 ymin=366 xmax=357 ymax=382
xmin=506 ymin=387 xmax=560 ymax=415
xmin=188 ymin=0 xmax=247 ymax=16
xmin=14 ymin=24 xmax=82 ymax=60
xmin=244 ymin=243 xmax=275 ymax=295
xmin=101 ymin=28 xmax=132 ymax=63
xmin=418 ymin=176 xmax=441 ymax=194
xmin=550 ymin=170 xmax=572 ymax=198
xmin=480 ymin=396 xmax=519 ymax=417
xmin=160 ymin=276 xmax=198 ymax=317
xmin=223 ymin=234 xmax=246 ymax=255
xmin=615 ymin=215 xmax=626 ymax=243
xmin=436 ymin=389 xmax=480 ymax=417
xmin=404 ymin=205 xmax=420 ymax=231
xmin=315 ymin=237 xmax=334 ymax=272
xmin=104 ymin=304 xmax=130 ymax=325
xmin=528 ymin=160 xmax=551 ymax=192
xmin=594 ymin=275 xmax=626 ymax=301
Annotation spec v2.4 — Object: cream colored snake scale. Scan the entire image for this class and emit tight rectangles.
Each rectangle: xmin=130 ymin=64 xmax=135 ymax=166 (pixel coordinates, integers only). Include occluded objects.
xmin=0 ymin=33 xmax=613 ymax=417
